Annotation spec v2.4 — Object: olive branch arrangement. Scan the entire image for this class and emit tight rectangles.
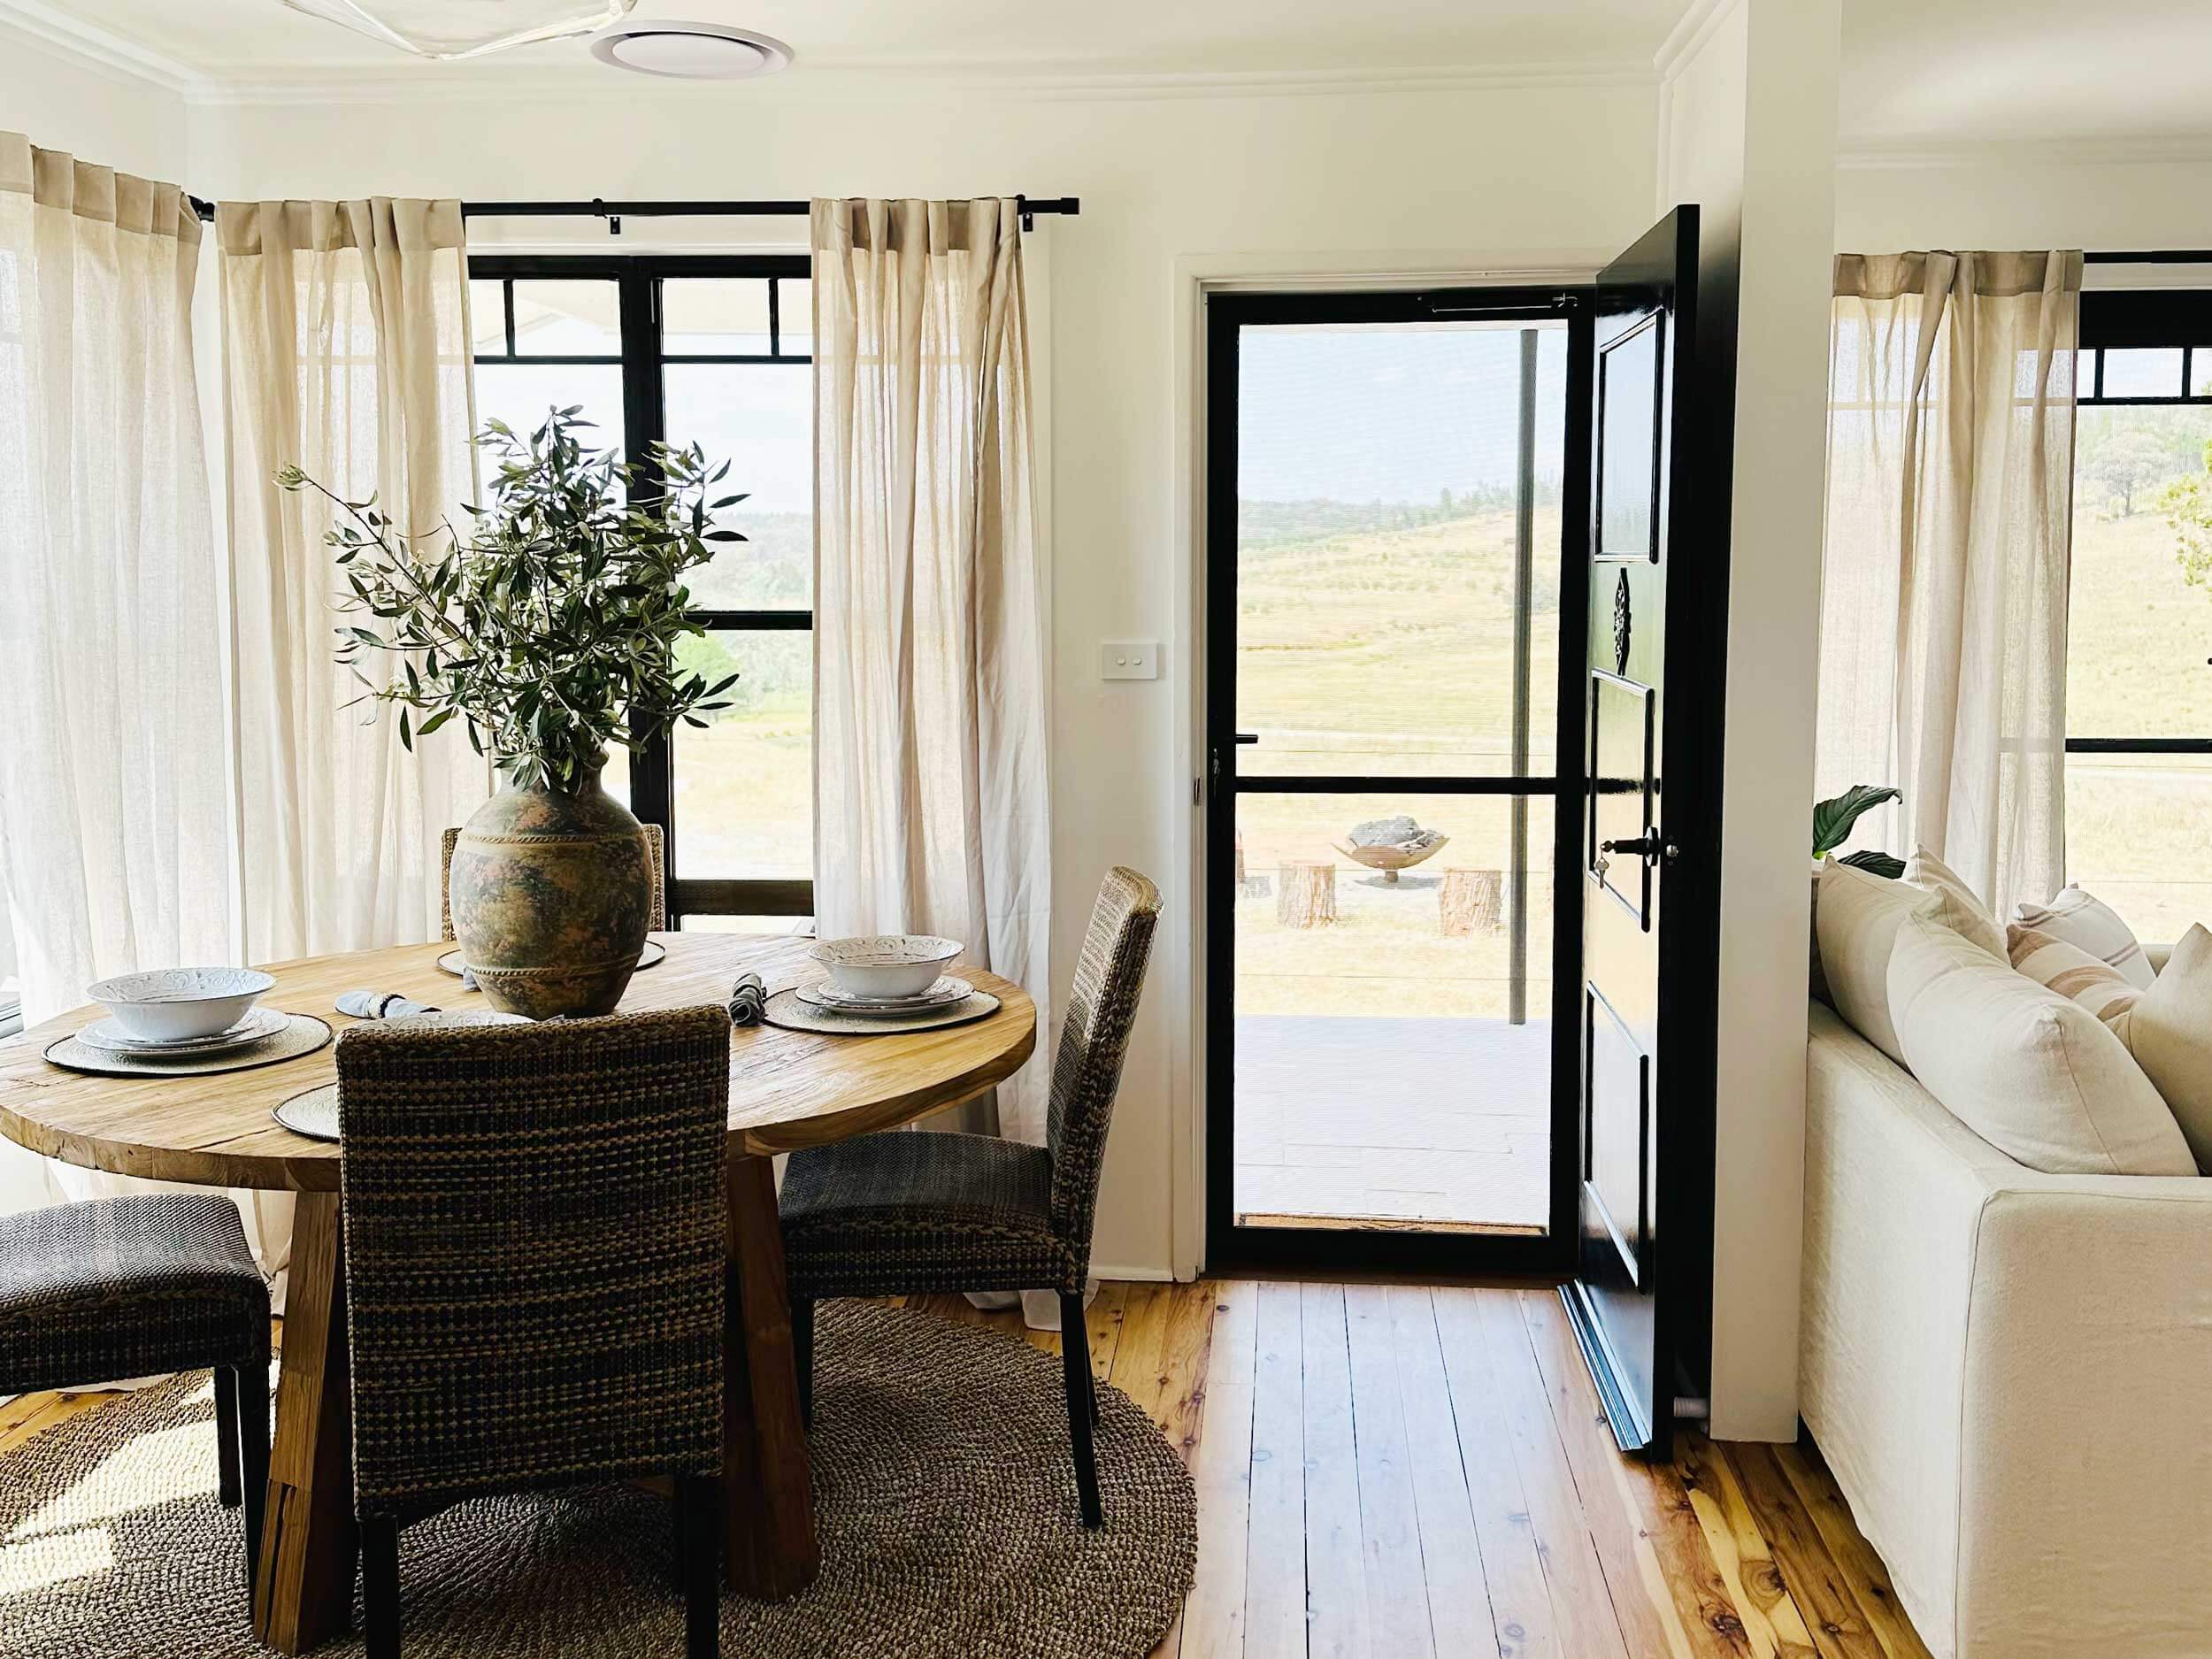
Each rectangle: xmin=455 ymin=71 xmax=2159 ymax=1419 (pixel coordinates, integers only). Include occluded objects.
xmin=279 ymin=407 xmax=742 ymax=793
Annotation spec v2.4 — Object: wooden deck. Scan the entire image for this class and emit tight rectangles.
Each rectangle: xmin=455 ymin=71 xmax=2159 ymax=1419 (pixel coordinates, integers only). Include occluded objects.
xmin=1 ymin=1279 xmax=1933 ymax=1659
xmin=1234 ymin=1016 xmax=1552 ymax=1232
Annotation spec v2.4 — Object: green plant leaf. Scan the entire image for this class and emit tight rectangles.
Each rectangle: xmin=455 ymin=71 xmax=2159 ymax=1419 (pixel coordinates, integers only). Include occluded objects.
xmin=1811 ymin=784 xmax=1901 ymax=857
xmin=1838 ymin=849 xmax=1906 ymax=879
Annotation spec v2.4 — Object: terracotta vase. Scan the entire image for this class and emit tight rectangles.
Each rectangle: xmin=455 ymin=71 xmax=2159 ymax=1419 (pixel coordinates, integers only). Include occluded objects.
xmin=449 ymin=756 xmax=651 ymax=1019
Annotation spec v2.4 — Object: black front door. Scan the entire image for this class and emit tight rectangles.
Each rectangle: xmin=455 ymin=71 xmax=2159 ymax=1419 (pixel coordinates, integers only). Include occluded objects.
xmin=1562 ymin=207 xmax=1720 ymax=1455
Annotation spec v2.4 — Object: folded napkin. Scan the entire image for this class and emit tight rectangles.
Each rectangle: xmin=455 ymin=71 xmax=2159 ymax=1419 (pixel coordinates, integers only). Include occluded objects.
xmin=728 ymin=972 xmax=766 ymax=1027
xmin=336 ymin=990 xmax=442 ymax=1021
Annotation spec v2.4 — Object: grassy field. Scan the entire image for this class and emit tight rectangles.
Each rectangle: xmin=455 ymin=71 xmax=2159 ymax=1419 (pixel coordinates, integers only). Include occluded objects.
xmin=1232 ymin=498 xmax=1560 ymax=1019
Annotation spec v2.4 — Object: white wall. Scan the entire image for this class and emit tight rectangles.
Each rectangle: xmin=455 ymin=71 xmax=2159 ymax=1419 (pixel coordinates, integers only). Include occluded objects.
xmin=1660 ymin=0 xmax=1840 ymax=1441
xmin=1836 ymin=153 xmax=2212 ymax=255
xmin=196 ymin=75 xmax=1662 ymax=1277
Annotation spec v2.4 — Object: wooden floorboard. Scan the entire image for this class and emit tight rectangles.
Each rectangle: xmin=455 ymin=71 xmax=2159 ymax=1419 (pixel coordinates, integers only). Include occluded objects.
xmin=0 ymin=1279 xmax=1933 ymax=1659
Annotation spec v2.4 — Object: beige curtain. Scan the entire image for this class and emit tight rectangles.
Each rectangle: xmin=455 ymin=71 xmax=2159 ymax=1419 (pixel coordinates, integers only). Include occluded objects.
xmin=218 ymin=199 xmax=488 ymax=964
xmin=811 ymin=198 xmax=1055 ymax=1307
xmin=1816 ymin=251 xmax=2081 ymax=916
xmin=0 ymin=134 xmax=233 ymax=1217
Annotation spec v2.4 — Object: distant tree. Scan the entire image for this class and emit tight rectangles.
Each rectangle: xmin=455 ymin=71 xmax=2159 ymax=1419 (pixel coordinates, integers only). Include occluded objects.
xmin=2082 ymin=425 xmax=2171 ymax=518
xmin=2162 ymin=438 xmax=2212 ymax=588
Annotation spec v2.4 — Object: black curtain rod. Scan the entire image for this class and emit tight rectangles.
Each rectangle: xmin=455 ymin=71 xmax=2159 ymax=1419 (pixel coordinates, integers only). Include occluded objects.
xmin=187 ymin=194 xmax=1079 ymax=232
xmin=2085 ymin=250 xmax=2212 ymax=264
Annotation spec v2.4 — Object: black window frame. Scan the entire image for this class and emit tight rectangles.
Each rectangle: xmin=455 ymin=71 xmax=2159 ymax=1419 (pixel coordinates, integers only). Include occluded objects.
xmin=470 ymin=252 xmax=814 ymax=922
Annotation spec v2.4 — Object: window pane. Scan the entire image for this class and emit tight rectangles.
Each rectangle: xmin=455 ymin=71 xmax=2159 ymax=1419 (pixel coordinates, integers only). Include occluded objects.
xmin=1235 ymin=320 xmax=1568 ymax=778
xmin=672 ymin=629 xmax=811 ymax=880
xmin=664 ymin=363 xmax=811 ymax=608
xmin=2067 ymin=405 xmax=2212 ymax=737
xmin=469 ymin=280 xmax=508 ymax=354
xmin=2100 ymin=348 xmax=2186 ymax=398
xmin=664 ymin=278 xmax=772 ymax=356
xmin=2193 ymin=351 xmax=2212 ymax=398
xmin=2066 ymin=753 xmax=2212 ymax=941
xmin=510 ymin=280 xmax=620 ymax=357
xmin=471 ymin=363 xmax=626 ymax=496
xmin=1233 ymin=788 xmax=1554 ymax=1232
xmin=2078 ymin=349 xmax=2100 ymax=400
xmin=680 ymin=913 xmax=815 ymax=934
xmin=778 ymin=278 xmax=811 ymax=356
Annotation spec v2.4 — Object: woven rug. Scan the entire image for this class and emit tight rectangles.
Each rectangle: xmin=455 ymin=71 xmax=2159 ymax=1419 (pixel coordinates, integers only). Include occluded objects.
xmin=0 ymin=1301 xmax=1195 ymax=1659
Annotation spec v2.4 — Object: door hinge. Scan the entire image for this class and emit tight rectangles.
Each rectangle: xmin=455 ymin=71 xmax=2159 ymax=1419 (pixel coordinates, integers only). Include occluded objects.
xmin=1193 ymin=776 xmax=1202 ymax=806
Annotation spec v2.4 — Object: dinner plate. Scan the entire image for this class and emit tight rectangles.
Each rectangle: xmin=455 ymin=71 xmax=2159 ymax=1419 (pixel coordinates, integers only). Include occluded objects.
xmin=75 ymin=1005 xmax=292 ymax=1057
xmin=794 ymin=975 xmax=973 ymax=1016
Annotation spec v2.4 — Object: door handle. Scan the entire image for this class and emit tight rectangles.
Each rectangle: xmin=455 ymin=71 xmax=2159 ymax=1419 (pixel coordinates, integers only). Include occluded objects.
xmin=1598 ymin=833 xmax=1678 ymax=865
xmin=1233 ymin=733 xmax=1259 ymax=744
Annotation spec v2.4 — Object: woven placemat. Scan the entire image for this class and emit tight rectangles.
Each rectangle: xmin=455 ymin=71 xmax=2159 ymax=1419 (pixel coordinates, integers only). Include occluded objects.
xmin=43 ymin=1012 xmax=333 ymax=1079
xmin=435 ymin=939 xmax=666 ymax=979
xmin=762 ymin=985 xmax=1001 ymax=1036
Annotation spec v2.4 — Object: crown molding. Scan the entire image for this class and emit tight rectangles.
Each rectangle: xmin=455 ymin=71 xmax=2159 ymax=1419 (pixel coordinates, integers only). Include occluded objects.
xmin=0 ymin=0 xmax=213 ymax=96
xmin=1838 ymin=134 xmax=2212 ymax=171
xmin=1654 ymin=0 xmax=1743 ymax=83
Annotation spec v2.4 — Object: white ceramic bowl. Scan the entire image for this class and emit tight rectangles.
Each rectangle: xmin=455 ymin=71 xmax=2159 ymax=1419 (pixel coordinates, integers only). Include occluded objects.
xmin=809 ymin=935 xmax=964 ymax=1001
xmin=87 ymin=966 xmax=276 ymax=1043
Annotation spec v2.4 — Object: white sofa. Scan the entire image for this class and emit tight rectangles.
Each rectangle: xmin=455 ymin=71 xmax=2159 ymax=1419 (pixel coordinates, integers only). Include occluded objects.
xmin=1801 ymin=1000 xmax=2212 ymax=1659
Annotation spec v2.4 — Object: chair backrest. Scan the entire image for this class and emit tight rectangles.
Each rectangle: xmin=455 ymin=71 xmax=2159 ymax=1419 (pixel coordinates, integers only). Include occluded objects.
xmin=336 ymin=1007 xmax=729 ymax=1518
xmin=441 ymin=821 xmax=667 ymax=940
xmin=1046 ymin=867 xmax=1163 ymax=1257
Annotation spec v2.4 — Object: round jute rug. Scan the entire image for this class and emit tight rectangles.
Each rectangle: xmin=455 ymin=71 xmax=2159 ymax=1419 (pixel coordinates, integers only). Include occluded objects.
xmin=0 ymin=1301 xmax=1195 ymax=1659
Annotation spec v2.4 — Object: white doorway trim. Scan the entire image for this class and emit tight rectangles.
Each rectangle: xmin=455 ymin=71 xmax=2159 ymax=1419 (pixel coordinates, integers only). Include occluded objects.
xmin=1166 ymin=246 xmax=1609 ymax=1278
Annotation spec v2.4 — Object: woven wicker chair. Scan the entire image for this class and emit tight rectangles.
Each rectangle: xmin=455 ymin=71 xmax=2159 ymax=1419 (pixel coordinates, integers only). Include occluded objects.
xmin=440 ymin=820 xmax=667 ymax=939
xmin=336 ymin=1008 xmax=732 ymax=1658
xmin=779 ymin=867 xmax=1162 ymax=1529
xmin=0 ymin=1194 xmax=270 ymax=1602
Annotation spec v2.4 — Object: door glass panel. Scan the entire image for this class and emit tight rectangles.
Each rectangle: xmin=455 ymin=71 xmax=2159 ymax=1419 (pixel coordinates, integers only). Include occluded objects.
xmin=670 ymin=628 xmax=811 ymax=881
xmin=1233 ymin=789 xmax=1554 ymax=1234
xmin=664 ymin=363 xmax=812 ymax=609
xmin=1236 ymin=321 xmax=1567 ymax=779
xmin=663 ymin=278 xmax=773 ymax=356
xmin=509 ymin=280 xmax=622 ymax=356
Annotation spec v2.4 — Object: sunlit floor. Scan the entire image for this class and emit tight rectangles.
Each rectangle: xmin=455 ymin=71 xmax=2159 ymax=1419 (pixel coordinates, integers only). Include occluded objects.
xmin=1232 ymin=1014 xmax=1551 ymax=1233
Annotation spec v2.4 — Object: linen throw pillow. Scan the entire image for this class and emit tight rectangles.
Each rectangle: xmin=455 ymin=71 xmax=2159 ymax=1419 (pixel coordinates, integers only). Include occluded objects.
xmin=1816 ymin=858 xmax=1997 ymax=1065
xmin=1890 ymin=913 xmax=2194 ymax=1177
xmin=1901 ymin=847 xmax=2007 ymax=959
xmin=2009 ymin=885 xmax=2154 ymax=989
xmin=2015 ymin=921 xmax=2212 ymax=1173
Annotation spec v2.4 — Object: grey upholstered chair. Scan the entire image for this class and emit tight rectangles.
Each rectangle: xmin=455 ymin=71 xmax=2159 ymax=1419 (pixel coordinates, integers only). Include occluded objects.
xmin=336 ymin=1008 xmax=732 ymax=1658
xmin=778 ymin=866 xmax=1162 ymax=1529
xmin=440 ymin=820 xmax=667 ymax=939
xmin=0 ymin=1194 xmax=270 ymax=1601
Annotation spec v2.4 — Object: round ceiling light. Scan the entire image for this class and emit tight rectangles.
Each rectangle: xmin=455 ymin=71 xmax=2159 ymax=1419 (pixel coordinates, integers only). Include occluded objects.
xmin=589 ymin=20 xmax=793 ymax=79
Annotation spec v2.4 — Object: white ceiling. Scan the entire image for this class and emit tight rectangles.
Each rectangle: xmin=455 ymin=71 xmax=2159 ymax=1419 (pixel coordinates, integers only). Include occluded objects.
xmin=21 ymin=0 xmax=2212 ymax=150
xmin=39 ymin=0 xmax=1686 ymax=76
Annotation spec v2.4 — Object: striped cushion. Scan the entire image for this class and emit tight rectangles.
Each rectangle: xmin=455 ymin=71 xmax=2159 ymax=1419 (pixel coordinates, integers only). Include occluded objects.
xmin=2008 ymin=926 xmax=2143 ymax=1023
xmin=2009 ymin=887 xmax=2154 ymax=989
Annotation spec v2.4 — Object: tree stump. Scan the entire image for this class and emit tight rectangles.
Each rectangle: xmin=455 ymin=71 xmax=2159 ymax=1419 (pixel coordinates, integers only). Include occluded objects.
xmin=1440 ymin=867 xmax=1504 ymax=936
xmin=1277 ymin=860 xmax=1338 ymax=929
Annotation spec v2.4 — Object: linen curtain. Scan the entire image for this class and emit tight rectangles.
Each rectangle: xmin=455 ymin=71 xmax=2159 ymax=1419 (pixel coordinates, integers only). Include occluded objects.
xmin=218 ymin=198 xmax=488 ymax=963
xmin=1816 ymin=250 xmax=2081 ymax=916
xmin=0 ymin=135 xmax=233 ymax=1217
xmin=810 ymin=197 xmax=1055 ymax=1313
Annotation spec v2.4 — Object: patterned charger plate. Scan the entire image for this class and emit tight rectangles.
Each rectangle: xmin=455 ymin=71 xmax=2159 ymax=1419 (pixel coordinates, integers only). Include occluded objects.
xmin=45 ymin=1013 xmax=333 ymax=1079
xmin=75 ymin=1005 xmax=292 ymax=1057
xmin=435 ymin=940 xmax=665 ymax=979
xmin=794 ymin=975 xmax=973 ymax=1016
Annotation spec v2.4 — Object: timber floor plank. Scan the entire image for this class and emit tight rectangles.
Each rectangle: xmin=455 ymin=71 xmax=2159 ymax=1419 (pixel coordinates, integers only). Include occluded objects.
xmin=1 ymin=1280 xmax=1934 ymax=1659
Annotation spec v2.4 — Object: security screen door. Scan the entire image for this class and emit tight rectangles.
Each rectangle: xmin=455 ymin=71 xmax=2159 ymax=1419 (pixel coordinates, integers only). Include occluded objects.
xmin=1204 ymin=287 xmax=1595 ymax=1275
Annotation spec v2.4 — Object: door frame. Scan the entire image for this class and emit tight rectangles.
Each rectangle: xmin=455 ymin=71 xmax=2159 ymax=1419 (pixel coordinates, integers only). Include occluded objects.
xmin=1198 ymin=282 xmax=1598 ymax=1277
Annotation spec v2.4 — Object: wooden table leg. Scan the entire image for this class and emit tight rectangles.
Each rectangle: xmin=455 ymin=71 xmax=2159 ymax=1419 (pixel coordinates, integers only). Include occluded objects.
xmin=723 ymin=1153 xmax=819 ymax=1598
xmin=253 ymin=1191 xmax=359 ymax=1654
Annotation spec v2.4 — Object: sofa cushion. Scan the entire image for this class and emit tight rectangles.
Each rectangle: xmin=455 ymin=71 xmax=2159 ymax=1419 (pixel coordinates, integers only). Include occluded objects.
xmin=1889 ymin=913 xmax=2195 ymax=1177
xmin=1816 ymin=858 xmax=1997 ymax=1065
xmin=2007 ymin=924 xmax=2139 ymax=1020
xmin=1903 ymin=847 xmax=2007 ymax=959
xmin=2009 ymin=885 xmax=2154 ymax=989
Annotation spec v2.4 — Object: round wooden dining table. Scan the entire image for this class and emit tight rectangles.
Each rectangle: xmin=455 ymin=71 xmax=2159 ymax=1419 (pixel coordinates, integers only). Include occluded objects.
xmin=0 ymin=932 xmax=1035 ymax=1655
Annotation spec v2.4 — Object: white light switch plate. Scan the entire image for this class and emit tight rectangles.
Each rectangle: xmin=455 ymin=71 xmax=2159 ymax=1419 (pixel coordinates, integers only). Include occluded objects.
xmin=1100 ymin=641 xmax=1161 ymax=680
